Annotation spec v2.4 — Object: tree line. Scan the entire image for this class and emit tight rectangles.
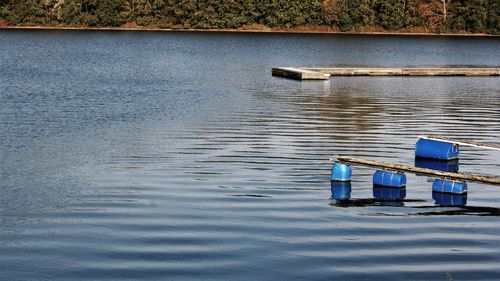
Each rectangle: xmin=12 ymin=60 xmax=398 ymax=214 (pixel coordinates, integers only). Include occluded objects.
xmin=0 ymin=0 xmax=498 ymax=34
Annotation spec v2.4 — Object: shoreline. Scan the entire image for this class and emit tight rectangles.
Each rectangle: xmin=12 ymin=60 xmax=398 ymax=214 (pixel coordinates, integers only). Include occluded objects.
xmin=0 ymin=25 xmax=497 ymax=37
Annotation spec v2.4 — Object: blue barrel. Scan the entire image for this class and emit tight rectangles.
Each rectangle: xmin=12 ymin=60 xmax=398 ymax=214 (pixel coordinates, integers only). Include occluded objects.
xmin=331 ymin=162 xmax=352 ymax=182
xmin=415 ymin=139 xmax=459 ymax=160
xmin=414 ymin=157 xmax=459 ymax=173
xmin=373 ymin=185 xmax=406 ymax=200
xmin=432 ymin=179 xmax=467 ymax=194
xmin=331 ymin=181 xmax=352 ymax=200
xmin=373 ymin=170 xmax=406 ymax=187
xmin=432 ymin=192 xmax=467 ymax=207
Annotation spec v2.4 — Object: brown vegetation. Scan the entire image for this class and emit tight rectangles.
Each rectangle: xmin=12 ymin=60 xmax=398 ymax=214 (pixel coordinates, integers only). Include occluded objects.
xmin=1 ymin=0 xmax=498 ymax=35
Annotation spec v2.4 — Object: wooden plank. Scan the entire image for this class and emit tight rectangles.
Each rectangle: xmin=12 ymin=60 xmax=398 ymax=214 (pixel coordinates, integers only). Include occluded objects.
xmin=403 ymin=68 xmax=500 ymax=76
xmin=306 ymin=67 xmax=403 ymax=76
xmin=421 ymin=135 xmax=500 ymax=151
xmin=272 ymin=67 xmax=330 ymax=80
xmin=333 ymin=156 xmax=500 ymax=185
xmin=303 ymin=67 xmax=500 ymax=76
xmin=273 ymin=67 xmax=500 ymax=79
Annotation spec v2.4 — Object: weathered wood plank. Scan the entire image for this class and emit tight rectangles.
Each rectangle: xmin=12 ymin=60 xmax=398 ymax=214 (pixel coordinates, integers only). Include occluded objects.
xmin=306 ymin=67 xmax=403 ymax=76
xmin=273 ymin=66 xmax=499 ymax=79
xmin=303 ymin=67 xmax=500 ymax=76
xmin=333 ymin=156 xmax=500 ymax=185
xmin=403 ymin=68 xmax=500 ymax=76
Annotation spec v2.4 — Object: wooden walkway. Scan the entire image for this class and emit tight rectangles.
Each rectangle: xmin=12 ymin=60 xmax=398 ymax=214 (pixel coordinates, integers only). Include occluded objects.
xmin=332 ymin=156 xmax=500 ymax=185
xmin=273 ymin=67 xmax=500 ymax=80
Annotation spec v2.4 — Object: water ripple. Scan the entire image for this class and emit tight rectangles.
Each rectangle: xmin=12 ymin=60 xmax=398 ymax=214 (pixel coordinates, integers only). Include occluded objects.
xmin=1 ymin=31 xmax=500 ymax=280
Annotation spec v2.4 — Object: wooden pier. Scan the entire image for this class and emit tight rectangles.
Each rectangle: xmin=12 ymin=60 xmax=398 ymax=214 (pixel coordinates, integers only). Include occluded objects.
xmin=273 ymin=67 xmax=500 ymax=80
xmin=333 ymin=156 xmax=500 ymax=185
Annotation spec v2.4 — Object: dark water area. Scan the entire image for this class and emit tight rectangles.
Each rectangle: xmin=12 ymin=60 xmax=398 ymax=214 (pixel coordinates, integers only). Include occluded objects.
xmin=1 ymin=30 xmax=499 ymax=280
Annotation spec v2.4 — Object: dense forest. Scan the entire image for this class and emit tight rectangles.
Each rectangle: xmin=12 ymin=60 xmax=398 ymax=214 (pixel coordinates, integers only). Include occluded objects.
xmin=0 ymin=0 xmax=499 ymax=34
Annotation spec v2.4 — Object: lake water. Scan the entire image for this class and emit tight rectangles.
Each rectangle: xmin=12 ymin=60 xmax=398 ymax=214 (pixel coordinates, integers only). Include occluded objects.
xmin=1 ymin=30 xmax=499 ymax=281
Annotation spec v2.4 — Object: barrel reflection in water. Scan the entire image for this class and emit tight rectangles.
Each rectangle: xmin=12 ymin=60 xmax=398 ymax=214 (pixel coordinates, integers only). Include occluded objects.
xmin=415 ymin=157 xmax=460 ymax=173
xmin=433 ymin=192 xmax=468 ymax=207
xmin=373 ymin=185 xmax=407 ymax=207
xmin=331 ymin=181 xmax=352 ymax=201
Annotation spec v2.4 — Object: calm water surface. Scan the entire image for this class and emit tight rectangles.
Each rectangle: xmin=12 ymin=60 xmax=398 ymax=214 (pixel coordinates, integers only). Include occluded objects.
xmin=1 ymin=31 xmax=499 ymax=280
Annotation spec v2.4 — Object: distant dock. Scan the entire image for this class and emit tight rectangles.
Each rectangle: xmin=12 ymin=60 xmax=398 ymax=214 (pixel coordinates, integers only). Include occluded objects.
xmin=272 ymin=67 xmax=500 ymax=80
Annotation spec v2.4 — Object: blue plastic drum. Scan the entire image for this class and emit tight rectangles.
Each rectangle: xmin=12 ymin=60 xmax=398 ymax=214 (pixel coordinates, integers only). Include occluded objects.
xmin=331 ymin=162 xmax=352 ymax=182
xmin=432 ymin=179 xmax=467 ymax=194
xmin=415 ymin=138 xmax=459 ymax=160
xmin=373 ymin=170 xmax=406 ymax=188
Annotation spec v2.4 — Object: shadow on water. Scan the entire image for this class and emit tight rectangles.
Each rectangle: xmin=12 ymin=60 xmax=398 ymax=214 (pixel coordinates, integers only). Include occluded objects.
xmin=411 ymin=205 xmax=500 ymax=216
xmin=330 ymin=198 xmax=500 ymax=216
xmin=330 ymin=181 xmax=500 ymax=216
xmin=330 ymin=198 xmax=425 ymax=208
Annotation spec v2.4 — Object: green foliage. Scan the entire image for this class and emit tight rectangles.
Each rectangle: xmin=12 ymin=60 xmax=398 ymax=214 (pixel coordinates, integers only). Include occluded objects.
xmin=486 ymin=1 xmax=500 ymax=34
xmin=60 ymin=0 xmax=82 ymax=25
xmin=0 ymin=0 xmax=498 ymax=34
xmin=3 ymin=0 xmax=45 ymax=24
xmin=375 ymin=0 xmax=407 ymax=30
xmin=448 ymin=0 xmax=499 ymax=34
xmin=95 ymin=0 xmax=125 ymax=26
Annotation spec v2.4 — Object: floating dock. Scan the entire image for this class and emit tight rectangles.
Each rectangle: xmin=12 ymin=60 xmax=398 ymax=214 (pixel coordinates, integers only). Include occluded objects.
xmin=273 ymin=67 xmax=500 ymax=80
xmin=332 ymin=156 xmax=500 ymax=185
xmin=272 ymin=67 xmax=330 ymax=80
